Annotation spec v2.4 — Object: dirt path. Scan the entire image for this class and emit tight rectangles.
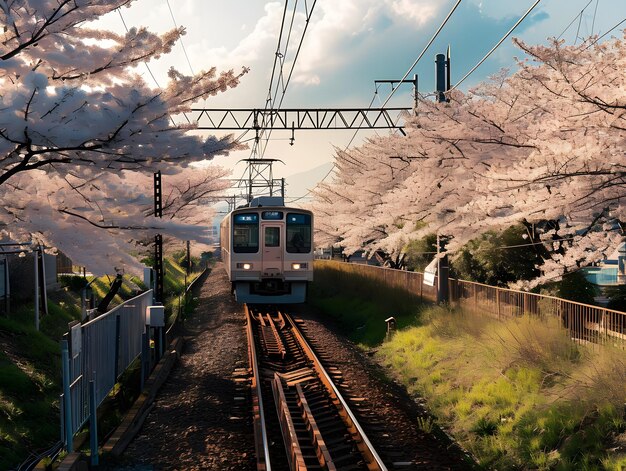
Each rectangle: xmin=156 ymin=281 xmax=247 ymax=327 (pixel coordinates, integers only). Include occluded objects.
xmin=106 ymin=264 xmax=255 ymax=471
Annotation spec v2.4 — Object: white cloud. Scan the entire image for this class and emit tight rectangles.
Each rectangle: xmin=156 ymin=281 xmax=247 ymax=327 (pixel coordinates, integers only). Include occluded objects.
xmin=185 ymin=0 xmax=448 ymax=89
xmin=390 ymin=0 xmax=441 ymax=27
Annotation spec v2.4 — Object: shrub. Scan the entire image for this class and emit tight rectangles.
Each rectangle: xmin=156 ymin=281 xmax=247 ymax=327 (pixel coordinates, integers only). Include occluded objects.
xmin=59 ymin=275 xmax=88 ymax=292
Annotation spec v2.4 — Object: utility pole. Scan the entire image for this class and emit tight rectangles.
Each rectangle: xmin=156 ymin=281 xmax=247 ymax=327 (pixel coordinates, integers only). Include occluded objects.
xmin=153 ymin=171 xmax=165 ymax=361
xmin=153 ymin=171 xmax=163 ymax=303
xmin=435 ymin=47 xmax=451 ymax=304
xmin=436 ymin=234 xmax=449 ymax=304
xmin=435 ymin=46 xmax=451 ymax=103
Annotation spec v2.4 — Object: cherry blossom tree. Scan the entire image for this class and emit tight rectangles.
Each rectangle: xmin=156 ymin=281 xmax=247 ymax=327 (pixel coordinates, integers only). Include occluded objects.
xmin=312 ymin=32 xmax=626 ymax=285
xmin=0 ymin=0 xmax=247 ymax=273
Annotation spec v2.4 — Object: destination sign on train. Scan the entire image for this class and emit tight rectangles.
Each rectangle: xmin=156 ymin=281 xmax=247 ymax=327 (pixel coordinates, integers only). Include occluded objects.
xmin=234 ymin=214 xmax=258 ymax=223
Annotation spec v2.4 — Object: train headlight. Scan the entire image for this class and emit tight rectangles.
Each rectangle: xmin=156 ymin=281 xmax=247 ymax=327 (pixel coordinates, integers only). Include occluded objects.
xmin=291 ymin=263 xmax=308 ymax=270
xmin=236 ymin=263 xmax=253 ymax=270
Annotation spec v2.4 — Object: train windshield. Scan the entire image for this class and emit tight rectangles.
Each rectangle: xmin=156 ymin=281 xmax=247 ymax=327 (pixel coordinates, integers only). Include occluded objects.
xmin=286 ymin=213 xmax=312 ymax=253
xmin=233 ymin=213 xmax=259 ymax=253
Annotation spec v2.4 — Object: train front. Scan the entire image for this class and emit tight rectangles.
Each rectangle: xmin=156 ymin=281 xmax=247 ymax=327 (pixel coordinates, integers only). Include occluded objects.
xmin=228 ymin=200 xmax=313 ymax=304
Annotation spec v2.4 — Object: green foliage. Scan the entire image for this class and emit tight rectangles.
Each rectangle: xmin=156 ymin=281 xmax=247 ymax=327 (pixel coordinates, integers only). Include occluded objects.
xmin=451 ymin=225 xmax=542 ymax=286
xmin=0 ymin=255 xmax=200 ymax=470
xmin=0 ymin=311 xmax=64 ymax=470
xmin=603 ymin=285 xmax=626 ymax=312
xmin=59 ymin=274 xmax=89 ymax=292
xmin=404 ymin=234 xmax=437 ymax=272
xmin=539 ymin=271 xmax=598 ymax=305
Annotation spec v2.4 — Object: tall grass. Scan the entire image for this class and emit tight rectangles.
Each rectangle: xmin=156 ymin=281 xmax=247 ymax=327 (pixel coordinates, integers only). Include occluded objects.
xmin=311 ymin=262 xmax=626 ymax=469
xmin=377 ymin=307 xmax=626 ymax=470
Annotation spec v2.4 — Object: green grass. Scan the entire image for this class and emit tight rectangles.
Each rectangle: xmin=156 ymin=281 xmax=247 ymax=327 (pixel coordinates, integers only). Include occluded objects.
xmin=0 ymin=257 xmax=201 ymax=470
xmin=310 ymin=262 xmax=424 ymax=346
xmin=0 ymin=303 xmax=62 ymax=471
xmin=311 ymin=262 xmax=626 ymax=470
xmin=378 ymin=308 xmax=626 ymax=470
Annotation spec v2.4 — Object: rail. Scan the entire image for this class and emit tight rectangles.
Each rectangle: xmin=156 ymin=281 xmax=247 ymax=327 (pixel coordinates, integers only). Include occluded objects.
xmin=245 ymin=305 xmax=272 ymax=471
xmin=286 ymin=310 xmax=388 ymax=470
xmin=247 ymin=305 xmax=387 ymax=470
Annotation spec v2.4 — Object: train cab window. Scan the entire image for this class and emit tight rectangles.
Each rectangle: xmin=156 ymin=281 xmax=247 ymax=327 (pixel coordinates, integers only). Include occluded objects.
xmin=286 ymin=213 xmax=312 ymax=253
xmin=233 ymin=213 xmax=259 ymax=253
xmin=265 ymin=227 xmax=280 ymax=247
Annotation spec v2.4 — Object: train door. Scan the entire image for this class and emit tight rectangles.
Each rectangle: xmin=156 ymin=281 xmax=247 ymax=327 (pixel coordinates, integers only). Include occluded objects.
xmin=261 ymin=223 xmax=283 ymax=275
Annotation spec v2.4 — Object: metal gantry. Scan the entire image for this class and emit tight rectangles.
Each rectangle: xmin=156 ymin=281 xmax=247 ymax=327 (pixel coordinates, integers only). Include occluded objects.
xmin=191 ymin=107 xmax=411 ymax=132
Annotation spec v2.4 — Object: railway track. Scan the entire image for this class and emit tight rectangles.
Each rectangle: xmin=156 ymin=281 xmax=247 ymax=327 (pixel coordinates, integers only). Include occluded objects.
xmin=246 ymin=304 xmax=388 ymax=471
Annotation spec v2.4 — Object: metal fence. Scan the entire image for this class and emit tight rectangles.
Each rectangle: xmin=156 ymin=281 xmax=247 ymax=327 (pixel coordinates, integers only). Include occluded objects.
xmin=61 ymin=290 xmax=154 ymax=449
xmin=315 ymin=261 xmax=626 ymax=350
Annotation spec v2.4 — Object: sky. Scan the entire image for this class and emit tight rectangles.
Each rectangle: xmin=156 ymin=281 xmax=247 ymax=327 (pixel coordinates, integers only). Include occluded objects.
xmin=96 ymin=0 xmax=626 ymax=202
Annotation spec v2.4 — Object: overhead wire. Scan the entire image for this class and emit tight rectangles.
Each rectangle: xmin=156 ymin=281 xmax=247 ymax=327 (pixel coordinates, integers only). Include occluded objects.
xmin=260 ymin=0 xmax=318 ymax=159
xmin=378 ymin=0 xmax=464 ymax=110
xmin=116 ymin=5 xmax=205 ymax=126
xmin=254 ymin=0 xmax=291 ymax=160
xmin=166 ymin=0 xmax=195 ymax=76
xmin=117 ymin=8 xmax=162 ymax=90
xmin=557 ymin=0 xmax=592 ymax=40
xmin=574 ymin=6 xmax=585 ymax=44
xmin=291 ymin=0 xmax=465 ymax=204
xmin=583 ymin=16 xmax=626 ymax=50
xmin=164 ymin=0 xmax=194 ymax=124
xmin=237 ymin=0 xmax=317 ymax=203
xmin=591 ymin=0 xmax=600 ymax=35
xmin=451 ymin=0 xmax=542 ymax=90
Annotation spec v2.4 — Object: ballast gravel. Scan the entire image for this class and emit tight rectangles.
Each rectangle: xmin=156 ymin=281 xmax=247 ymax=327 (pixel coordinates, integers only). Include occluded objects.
xmin=102 ymin=262 xmax=473 ymax=470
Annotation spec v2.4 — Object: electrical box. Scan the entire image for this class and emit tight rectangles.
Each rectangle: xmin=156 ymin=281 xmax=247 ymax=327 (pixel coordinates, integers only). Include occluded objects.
xmin=146 ymin=305 xmax=165 ymax=327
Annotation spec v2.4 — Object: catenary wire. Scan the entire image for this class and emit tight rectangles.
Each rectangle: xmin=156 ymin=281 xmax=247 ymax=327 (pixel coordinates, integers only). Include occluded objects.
xmin=557 ymin=0 xmax=592 ymax=40
xmin=591 ymin=0 xmax=600 ymax=36
xmin=378 ymin=0 xmax=464 ymax=110
xmin=260 ymin=0 xmax=318 ymax=159
xmin=291 ymin=0 xmax=465 ymax=204
xmin=451 ymin=0 xmax=542 ymax=90
xmin=166 ymin=0 xmax=195 ymax=76
xmin=583 ymin=16 xmax=626 ymax=50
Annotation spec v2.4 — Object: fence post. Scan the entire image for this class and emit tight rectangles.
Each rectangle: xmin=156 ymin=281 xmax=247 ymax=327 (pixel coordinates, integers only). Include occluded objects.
xmin=496 ymin=287 xmax=501 ymax=320
xmin=140 ymin=331 xmax=148 ymax=391
xmin=114 ymin=314 xmax=121 ymax=382
xmin=61 ymin=340 xmax=73 ymax=452
xmin=89 ymin=379 xmax=99 ymax=466
xmin=419 ymin=274 xmax=423 ymax=301
xmin=474 ymin=283 xmax=477 ymax=311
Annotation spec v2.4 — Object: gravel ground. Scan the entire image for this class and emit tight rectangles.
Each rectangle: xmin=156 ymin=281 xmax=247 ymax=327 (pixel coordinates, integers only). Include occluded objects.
xmin=291 ymin=304 xmax=475 ymax=470
xmin=103 ymin=264 xmax=256 ymax=471
xmin=102 ymin=263 xmax=473 ymax=470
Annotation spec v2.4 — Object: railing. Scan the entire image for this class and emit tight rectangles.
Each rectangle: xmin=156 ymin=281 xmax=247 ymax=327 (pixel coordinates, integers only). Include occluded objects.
xmin=315 ymin=261 xmax=626 ymax=350
xmin=61 ymin=290 xmax=154 ymax=451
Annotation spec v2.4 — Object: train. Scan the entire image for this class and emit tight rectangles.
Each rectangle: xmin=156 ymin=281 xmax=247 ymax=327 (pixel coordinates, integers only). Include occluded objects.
xmin=220 ymin=196 xmax=314 ymax=304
